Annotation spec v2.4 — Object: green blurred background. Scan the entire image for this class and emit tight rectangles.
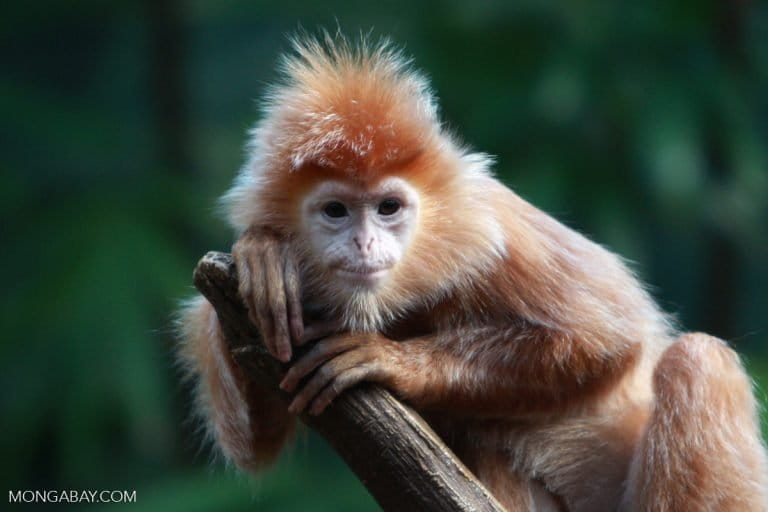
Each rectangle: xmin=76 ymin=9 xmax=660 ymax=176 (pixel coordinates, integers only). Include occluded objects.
xmin=2 ymin=1 xmax=767 ymax=510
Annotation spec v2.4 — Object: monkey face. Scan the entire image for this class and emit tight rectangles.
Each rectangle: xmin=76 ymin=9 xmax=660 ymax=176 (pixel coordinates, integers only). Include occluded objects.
xmin=300 ymin=176 xmax=420 ymax=289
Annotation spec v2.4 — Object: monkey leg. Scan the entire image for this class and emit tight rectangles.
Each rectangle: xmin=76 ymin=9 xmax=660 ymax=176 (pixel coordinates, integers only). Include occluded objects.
xmin=622 ymin=333 xmax=768 ymax=511
xmin=178 ymin=296 xmax=295 ymax=471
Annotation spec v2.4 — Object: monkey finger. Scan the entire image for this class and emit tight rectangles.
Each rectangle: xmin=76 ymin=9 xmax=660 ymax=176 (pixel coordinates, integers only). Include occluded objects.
xmin=247 ymin=252 xmax=278 ymax=358
xmin=233 ymin=244 xmax=259 ymax=327
xmin=256 ymin=304 xmax=280 ymax=359
xmin=309 ymin=365 xmax=372 ymax=415
xmin=237 ymin=247 xmax=267 ymax=329
xmin=248 ymin=278 xmax=268 ymax=334
xmin=287 ymin=352 xmax=366 ymax=414
xmin=264 ymin=242 xmax=291 ymax=362
xmin=282 ymin=246 xmax=303 ymax=344
xmin=244 ymin=261 xmax=274 ymax=342
xmin=234 ymin=251 xmax=252 ymax=302
xmin=287 ymin=367 xmax=330 ymax=414
xmin=280 ymin=335 xmax=356 ymax=392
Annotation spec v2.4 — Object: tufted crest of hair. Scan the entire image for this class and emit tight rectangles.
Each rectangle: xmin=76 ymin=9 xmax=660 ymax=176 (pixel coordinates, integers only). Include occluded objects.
xmin=224 ymin=34 xmax=464 ymax=231
xmin=267 ymin=34 xmax=440 ymax=173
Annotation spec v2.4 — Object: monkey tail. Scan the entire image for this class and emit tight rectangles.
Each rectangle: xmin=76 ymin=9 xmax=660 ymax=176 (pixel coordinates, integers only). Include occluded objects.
xmin=177 ymin=296 xmax=295 ymax=471
xmin=621 ymin=333 xmax=768 ymax=511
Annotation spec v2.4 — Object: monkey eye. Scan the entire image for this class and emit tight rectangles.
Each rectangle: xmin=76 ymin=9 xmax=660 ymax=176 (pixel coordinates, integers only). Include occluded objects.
xmin=323 ymin=201 xmax=348 ymax=218
xmin=377 ymin=198 xmax=401 ymax=216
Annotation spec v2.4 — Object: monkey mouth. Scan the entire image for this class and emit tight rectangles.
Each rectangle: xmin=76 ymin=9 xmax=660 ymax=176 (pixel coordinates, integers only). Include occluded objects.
xmin=334 ymin=265 xmax=392 ymax=283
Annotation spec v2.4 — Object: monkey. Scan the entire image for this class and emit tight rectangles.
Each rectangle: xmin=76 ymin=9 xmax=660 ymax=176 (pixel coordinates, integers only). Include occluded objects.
xmin=178 ymin=35 xmax=768 ymax=511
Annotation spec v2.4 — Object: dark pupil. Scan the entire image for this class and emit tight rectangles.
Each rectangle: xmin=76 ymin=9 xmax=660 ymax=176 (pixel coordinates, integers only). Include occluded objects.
xmin=324 ymin=202 xmax=348 ymax=218
xmin=378 ymin=199 xmax=401 ymax=216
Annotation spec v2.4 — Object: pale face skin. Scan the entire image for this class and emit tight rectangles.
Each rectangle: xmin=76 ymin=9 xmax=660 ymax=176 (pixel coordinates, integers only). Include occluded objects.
xmin=301 ymin=177 xmax=420 ymax=289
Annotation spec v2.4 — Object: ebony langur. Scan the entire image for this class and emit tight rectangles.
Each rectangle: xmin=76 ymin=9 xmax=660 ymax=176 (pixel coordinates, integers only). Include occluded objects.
xmin=179 ymin=36 xmax=768 ymax=511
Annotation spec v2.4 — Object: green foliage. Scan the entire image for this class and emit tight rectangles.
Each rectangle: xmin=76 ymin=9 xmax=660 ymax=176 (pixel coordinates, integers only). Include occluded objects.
xmin=2 ymin=1 xmax=766 ymax=510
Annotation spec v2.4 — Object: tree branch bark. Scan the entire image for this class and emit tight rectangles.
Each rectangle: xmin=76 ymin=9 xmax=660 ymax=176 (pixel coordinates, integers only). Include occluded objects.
xmin=193 ymin=251 xmax=505 ymax=512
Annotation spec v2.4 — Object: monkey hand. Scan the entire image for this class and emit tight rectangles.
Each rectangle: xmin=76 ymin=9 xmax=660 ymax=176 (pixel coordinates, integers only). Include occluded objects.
xmin=232 ymin=227 xmax=302 ymax=363
xmin=279 ymin=333 xmax=420 ymax=416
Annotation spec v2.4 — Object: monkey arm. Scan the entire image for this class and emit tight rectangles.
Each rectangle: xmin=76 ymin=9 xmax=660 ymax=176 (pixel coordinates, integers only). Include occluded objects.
xmin=395 ymin=324 xmax=640 ymax=416
xmin=281 ymin=323 xmax=640 ymax=418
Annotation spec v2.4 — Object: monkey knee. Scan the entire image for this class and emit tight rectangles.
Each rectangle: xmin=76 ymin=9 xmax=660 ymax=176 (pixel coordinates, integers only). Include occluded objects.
xmin=627 ymin=333 xmax=768 ymax=511
xmin=655 ymin=333 xmax=748 ymax=394
xmin=653 ymin=332 xmax=757 ymax=424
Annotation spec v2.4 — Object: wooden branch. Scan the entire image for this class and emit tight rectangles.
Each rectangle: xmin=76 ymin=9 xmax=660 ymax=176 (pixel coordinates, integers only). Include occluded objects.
xmin=193 ymin=251 xmax=505 ymax=512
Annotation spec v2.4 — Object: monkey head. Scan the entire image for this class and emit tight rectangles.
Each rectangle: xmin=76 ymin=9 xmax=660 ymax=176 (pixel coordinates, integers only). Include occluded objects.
xmin=224 ymin=38 xmax=507 ymax=330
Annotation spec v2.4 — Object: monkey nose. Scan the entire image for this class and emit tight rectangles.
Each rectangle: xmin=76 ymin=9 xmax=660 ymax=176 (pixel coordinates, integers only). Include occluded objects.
xmin=353 ymin=236 xmax=375 ymax=253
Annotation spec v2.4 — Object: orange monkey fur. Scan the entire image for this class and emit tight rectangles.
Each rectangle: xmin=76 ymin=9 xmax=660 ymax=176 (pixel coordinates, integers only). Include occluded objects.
xmin=179 ymin=36 xmax=768 ymax=510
